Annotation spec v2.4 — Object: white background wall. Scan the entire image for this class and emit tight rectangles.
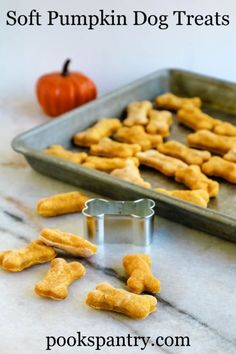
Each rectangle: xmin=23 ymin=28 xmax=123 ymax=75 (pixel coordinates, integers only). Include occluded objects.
xmin=1 ymin=0 xmax=236 ymax=96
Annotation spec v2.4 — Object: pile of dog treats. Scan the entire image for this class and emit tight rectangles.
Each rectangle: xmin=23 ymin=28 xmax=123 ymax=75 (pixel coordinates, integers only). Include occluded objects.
xmin=44 ymin=93 xmax=236 ymax=209
xmin=0 ymin=192 xmax=161 ymax=320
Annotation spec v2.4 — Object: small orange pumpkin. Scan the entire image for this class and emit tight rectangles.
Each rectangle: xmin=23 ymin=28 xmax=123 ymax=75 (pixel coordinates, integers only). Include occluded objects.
xmin=36 ymin=59 xmax=97 ymax=117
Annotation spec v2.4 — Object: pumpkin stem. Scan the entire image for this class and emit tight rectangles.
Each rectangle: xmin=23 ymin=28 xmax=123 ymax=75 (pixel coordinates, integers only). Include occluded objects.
xmin=61 ymin=59 xmax=71 ymax=76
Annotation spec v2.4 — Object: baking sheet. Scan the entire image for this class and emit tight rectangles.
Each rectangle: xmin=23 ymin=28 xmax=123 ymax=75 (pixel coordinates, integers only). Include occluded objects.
xmin=12 ymin=69 xmax=236 ymax=242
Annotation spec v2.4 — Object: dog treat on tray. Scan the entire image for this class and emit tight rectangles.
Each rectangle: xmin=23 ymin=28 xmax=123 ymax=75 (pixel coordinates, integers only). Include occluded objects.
xmin=123 ymin=254 xmax=160 ymax=294
xmin=177 ymin=106 xmax=220 ymax=131
xmin=146 ymin=109 xmax=173 ymax=137
xmin=187 ymin=130 xmax=236 ymax=154
xmin=202 ymin=156 xmax=236 ymax=184
xmin=110 ymin=160 xmax=151 ymax=188
xmin=44 ymin=145 xmax=87 ymax=164
xmin=224 ymin=148 xmax=236 ymax=163
xmin=83 ymin=156 xmax=139 ymax=172
xmin=174 ymin=165 xmax=219 ymax=197
xmin=157 ymin=141 xmax=211 ymax=165
xmin=155 ymin=188 xmax=210 ymax=208
xmin=37 ymin=191 xmax=89 ymax=217
xmin=39 ymin=228 xmax=97 ymax=257
xmin=90 ymin=137 xmax=141 ymax=158
xmin=86 ymin=282 xmax=157 ymax=320
xmin=213 ymin=122 xmax=236 ymax=137
xmin=137 ymin=150 xmax=187 ymax=177
xmin=114 ymin=125 xmax=162 ymax=151
xmin=0 ymin=241 xmax=56 ymax=272
xmin=35 ymin=258 xmax=85 ymax=300
xmin=123 ymin=101 xmax=152 ymax=126
xmin=73 ymin=118 xmax=121 ymax=147
xmin=156 ymin=93 xmax=201 ymax=111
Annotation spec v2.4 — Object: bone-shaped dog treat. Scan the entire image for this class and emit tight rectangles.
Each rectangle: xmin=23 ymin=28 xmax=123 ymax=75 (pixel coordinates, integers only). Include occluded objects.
xmin=90 ymin=137 xmax=141 ymax=158
xmin=175 ymin=165 xmax=219 ymax=197
xmin=123 ymin=254 xmax=161 ymax=294
xmin=39 ymin=228 xmax=97 ymax=257
xmin=86 ymin=282 xmax=157 ymax=319
xmin=123 ymin=101 xmax=152 ymax=126
xmin=114 ymin=125 xmax=162 ymax=151
xmin=146 ymin=109 xmax=173 ymax=137
xmin=37 ymin=191 xmax=89 ymax=217
xmin=73 ymin=118 xmax=121 ymax=147
xmin=224 ymin=148 xmax=236 ymax=163
xmin=0 ymin=241 xmax=56 ymax=272
xmin=110 ymin=160 xmax=151 ymax=188
xmin=177 ymin=106 xmax=220 ymax=131
xmin=83 ymin=156 xmax=139 ymax=172
xmin=44 ymin=145 xmax=87 ymax=164
xmin=155 ymin=188 xmax=210 ymax=208
xmin=35 ymin=258 xmax=85 ymax=300
xmin=137 ymin=150 xmax=187 ymax=177
xmin=187 ymin=130 xmax=236 ymax=154
xmin=157 ymin=141 xmax=211 ymax=165
xmin=202 ymin=156 xmax=236 ymax=184
xmin=213 ymin=122 xmax=236 ymax=137
xmin=156 ymin=93 xmax=201 ymax=111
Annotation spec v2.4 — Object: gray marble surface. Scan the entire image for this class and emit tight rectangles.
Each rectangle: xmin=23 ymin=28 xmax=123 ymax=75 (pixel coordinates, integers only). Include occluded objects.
xmin=0 ymin=90 xmax=236 ymax=354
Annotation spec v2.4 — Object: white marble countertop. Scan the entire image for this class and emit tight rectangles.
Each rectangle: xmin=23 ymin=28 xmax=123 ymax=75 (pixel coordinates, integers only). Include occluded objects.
xmin=1 ymin=89 xmax=236 ymax=354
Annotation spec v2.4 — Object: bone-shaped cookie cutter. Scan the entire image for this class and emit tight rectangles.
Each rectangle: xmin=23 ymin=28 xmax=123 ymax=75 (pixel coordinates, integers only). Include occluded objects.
xmin=82 ymin=198 xmax=155 ymax=246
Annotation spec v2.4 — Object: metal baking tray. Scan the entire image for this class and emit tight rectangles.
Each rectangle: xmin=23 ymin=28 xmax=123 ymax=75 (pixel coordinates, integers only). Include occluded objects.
xmin=12 ymin=69 xmax=236 ymax=242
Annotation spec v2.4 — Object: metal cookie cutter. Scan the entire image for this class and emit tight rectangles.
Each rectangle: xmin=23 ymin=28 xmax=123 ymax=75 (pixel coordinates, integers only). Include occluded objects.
xmin=82 ymin=198 xmax=155 ymax=246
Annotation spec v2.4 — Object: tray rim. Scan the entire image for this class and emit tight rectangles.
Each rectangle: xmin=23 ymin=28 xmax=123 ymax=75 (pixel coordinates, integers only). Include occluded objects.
xmin=11 ymin=67 xmax=236 ymax=237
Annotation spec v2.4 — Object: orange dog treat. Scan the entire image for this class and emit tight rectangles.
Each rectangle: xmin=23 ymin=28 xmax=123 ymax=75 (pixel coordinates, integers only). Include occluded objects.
xmin=137 ymin=150 xmax=187 ymax=177
xmin=37 ymin=191 xmax=89 ymax=217
xmin=40 ymin=228 xmax=97 ymax=257
xmin=90 ymin=137 xmax=141 ymax=158
xmin=123 ymin=101 xmax=152 ymax=126
xmin=73 ymin=118 xmax=121 ymax=147
xmin=0 ymin=241 xmax=56 ymax=272
xmin=44 ymin=145 xmax=87 ymax=164
xmin=86 ymin=282 xmax=157 ymax=320
xmin=110 ymin=160 xmax=151 ymax=188
xmin=123 ymin=254 xmax=160 ymax=294
xmin=187 ymin=130 xmax=236 ymax=154
xmin=224 ymin=148 xmax=236 ymax=163
xmin=156 ymin=93 xmax=201 ymax=111
xmin=213 ymin=122 xmax=236 ymax=137
xmin=83 ymin=156 xmax=139 ymax=172
xmin=114 ymin=125 xmax=162 ymax=151
xmin=175 ymin=165 xmax=219 ymax=197
xmin=35 ymin=258 xmax=85 ymax=300
xmin=155 ymin=188 xmax=210 ymax=208
xmin=146 ymin=109 xmax=173 ymax=137
xmin=177 ymin=106 xmax=219 ymax=131
xmin=202 ymin=156 xmax=236 ymax=184
xmin=157 ymin=141 xmax=211 ymax=165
